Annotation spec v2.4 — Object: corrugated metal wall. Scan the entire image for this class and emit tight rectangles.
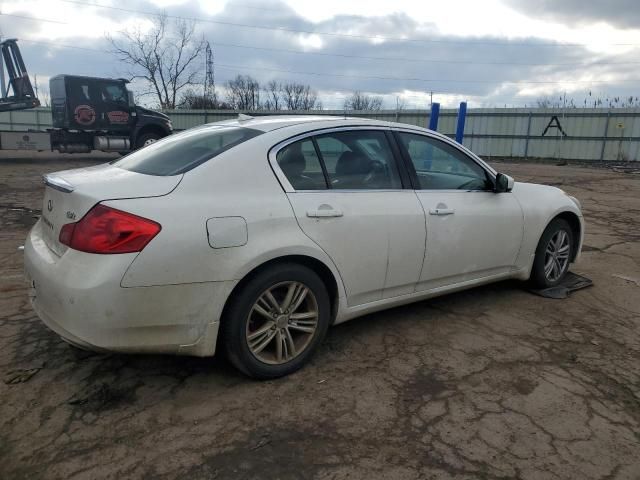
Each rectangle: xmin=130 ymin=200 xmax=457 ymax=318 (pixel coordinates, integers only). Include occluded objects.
xmin=3 ymin=107 xmax=640 ymax=161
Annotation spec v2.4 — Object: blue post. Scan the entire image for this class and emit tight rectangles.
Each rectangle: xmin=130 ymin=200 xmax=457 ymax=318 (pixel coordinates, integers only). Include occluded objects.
xmin=429 ymin=102 xmax=440 ymax=131
xmin=455 ymin=101 xmax=467 ymax=144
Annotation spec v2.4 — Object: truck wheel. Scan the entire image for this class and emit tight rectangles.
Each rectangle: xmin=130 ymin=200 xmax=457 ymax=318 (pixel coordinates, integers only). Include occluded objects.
xmin=135 ymin=132 xmax=161 ymax=149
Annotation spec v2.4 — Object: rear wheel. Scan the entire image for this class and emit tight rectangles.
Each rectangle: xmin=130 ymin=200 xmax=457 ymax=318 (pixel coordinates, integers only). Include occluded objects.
xmin=135 ymin=132 xmax=161 ymax=149
xmin=221 ymin=263 xmax=330 ymax=379
xmin=530 ymin=218 xmax=574 ymax=288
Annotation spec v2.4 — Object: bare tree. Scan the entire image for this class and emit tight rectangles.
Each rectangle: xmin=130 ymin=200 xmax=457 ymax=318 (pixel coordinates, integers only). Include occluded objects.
xmin=226 ymin=75 xmax=261 ymax=110
xmin=281 ymin=82 xmax=321 ymax=110
xmin=33 ymin=75 xmax=51 ymax=107
xmin=395 ymin=96 xmax=407 ymax=111
xmin=344 ymin=91 xmax=383 ymax=111
xmin=178 ymin=88 xmax=232 ymax=109
xmin=261 ymin=81 xmax=321 ymax=111
xmin=108 ymin=14 xmax=206 ymax=109
xmin=263 ymin=80 xmax=282 ymax=110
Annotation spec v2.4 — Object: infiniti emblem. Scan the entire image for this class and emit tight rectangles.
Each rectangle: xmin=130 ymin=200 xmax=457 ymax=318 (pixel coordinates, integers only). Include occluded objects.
xmin=47 ymin=199 xmax=53 ymax=212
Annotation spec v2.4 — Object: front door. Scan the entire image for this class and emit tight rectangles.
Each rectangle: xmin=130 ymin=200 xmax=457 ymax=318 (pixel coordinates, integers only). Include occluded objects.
xmin=98 ymin=81 xmax=133 ymax=132
xmin=273 ymin=129 xmax=426 ymax=306
xmin=395 ymin=131 xmax=524 ymax=291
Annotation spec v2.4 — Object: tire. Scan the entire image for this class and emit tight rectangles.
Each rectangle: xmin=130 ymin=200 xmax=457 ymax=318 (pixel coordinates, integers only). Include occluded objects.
xmin=530 ymin=218 xmax=574 ymax=289
xmin=221 ymin=263 xmax=330 ymax=379
xmin=135 ymin=132 xmax=161 ymax=149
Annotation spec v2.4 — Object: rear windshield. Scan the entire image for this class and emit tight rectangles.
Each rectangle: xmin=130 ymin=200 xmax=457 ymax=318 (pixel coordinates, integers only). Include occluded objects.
xmin=114 ymin=126 xmax=263 ymax=176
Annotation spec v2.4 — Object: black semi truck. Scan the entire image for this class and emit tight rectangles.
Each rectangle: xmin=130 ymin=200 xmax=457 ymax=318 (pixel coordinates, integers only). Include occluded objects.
xmin=0 ymin=39 xmax=172 ymax=153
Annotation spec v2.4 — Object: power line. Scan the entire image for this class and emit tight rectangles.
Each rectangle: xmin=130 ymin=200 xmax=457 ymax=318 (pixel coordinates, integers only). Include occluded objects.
xmin=212 ymin=41 xmax=640 ymax=67
xmin=15 ymin=38 xmax=640 ymax=71
xmin=6 ymin=10 xmax=639 ymax=69
xmin=162 ymin=80 xmax=535 ymax=108
xmin=57 ymin=0 xmax=640 ymax=48
xmin=0 ymin=13 xmax=67 ymax=24
xmin=212 ymin=62 xmax=637 ymax=86
xmin=17 ymin=39 xmax=100 ymax=52
xmin=10 ymin=38 xmax=635 ymax=87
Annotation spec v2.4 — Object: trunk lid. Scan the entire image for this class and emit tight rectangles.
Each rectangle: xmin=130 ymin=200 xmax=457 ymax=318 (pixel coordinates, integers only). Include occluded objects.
xmin=40 ymin=163 xmax=181 ymax=256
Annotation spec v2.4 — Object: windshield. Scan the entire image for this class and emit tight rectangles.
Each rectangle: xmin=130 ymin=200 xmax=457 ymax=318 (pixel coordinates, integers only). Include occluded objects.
xmin=114 ymin=126 xmax=263 ymax=176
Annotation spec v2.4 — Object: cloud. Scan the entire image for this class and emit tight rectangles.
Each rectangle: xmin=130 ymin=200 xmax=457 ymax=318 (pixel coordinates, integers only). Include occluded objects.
xmin=505 ymin=0 xmax=640 ymax=30
xmin=2 ymin=0 xmax=639 ymax=108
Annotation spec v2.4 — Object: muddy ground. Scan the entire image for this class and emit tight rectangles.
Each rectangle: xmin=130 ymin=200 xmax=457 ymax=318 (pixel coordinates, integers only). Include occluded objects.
xmin=0 ymin=154 xmax=639 ymax=480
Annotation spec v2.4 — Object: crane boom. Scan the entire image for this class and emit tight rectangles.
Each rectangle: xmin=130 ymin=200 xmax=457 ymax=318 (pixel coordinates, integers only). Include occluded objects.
xmin=0 ymin=39 xmax=41 ymax=112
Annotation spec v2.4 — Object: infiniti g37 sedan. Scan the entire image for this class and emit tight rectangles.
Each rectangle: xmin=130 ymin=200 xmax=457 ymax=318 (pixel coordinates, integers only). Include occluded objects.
xmin=25 ymin=116 xmax=583 ymax=378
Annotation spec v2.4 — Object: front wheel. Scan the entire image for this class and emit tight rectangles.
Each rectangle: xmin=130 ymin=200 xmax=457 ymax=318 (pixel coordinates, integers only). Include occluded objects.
xmin=134 ymin=132 xmax=161 ymax=149
xmin=221 ymin=263 xmax=330 ymax=379
xmin=530 ymin=218 xmax=574 ymax=289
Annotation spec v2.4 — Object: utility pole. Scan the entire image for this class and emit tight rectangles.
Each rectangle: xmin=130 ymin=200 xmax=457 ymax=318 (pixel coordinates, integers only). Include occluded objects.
xmin=395 ymin=96 xmax=399 ymax=121
xmin=560 ymin=91 xmax=566 ymax=161
xmin=204 ymin=41 xmax=215 ymax=107
xmin=0 ymin=35 xmax=6 ymax=99
xmin=430 ymin=91 xmax=433 ymax=107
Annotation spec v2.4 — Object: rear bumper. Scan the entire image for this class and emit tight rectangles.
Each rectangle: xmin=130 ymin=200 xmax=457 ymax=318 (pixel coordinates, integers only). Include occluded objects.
xmin=24 ymin=220 xmax=235 ymax=357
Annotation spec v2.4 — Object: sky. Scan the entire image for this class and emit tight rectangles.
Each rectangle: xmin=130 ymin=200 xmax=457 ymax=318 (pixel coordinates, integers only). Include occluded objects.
xmin=2 ymin=0 xmax=640 ymax=109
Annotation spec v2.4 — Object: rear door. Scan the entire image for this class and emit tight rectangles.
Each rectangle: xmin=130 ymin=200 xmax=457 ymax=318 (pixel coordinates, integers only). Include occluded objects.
xmin=271 ymin=128 xmax=426 ymax=306
xmin=394 ymin=130 xmax=524 ymax=291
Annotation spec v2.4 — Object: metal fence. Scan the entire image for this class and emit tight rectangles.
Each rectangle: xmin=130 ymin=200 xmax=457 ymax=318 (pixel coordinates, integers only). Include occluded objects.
xmin=3 ymin=107 xmax=640 ymax=161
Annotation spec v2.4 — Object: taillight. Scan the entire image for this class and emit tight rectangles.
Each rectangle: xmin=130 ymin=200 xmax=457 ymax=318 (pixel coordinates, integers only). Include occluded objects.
xmin=59 ymin=204 xmax=161 ymax=254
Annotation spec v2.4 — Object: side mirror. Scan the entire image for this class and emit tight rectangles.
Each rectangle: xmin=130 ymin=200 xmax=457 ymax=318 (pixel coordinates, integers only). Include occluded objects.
xmin=494 ymin=173 xmax=514 ymax=193
xmin=127 ymin=91 xmax=135 ymax=107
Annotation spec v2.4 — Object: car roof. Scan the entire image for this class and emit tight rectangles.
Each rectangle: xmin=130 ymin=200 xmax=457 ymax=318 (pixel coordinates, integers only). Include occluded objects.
xmin=205 ymin=115 xmax=412 ymax=133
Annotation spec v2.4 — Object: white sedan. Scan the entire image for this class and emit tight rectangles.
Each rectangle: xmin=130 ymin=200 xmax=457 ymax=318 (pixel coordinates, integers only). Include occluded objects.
xmin=24 ymin=116 xmax=583 ymax=378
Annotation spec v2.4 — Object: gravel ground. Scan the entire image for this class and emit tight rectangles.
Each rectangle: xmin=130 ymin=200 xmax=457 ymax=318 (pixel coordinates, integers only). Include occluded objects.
xmin=0 ymin=154 xmax=639 ymax=480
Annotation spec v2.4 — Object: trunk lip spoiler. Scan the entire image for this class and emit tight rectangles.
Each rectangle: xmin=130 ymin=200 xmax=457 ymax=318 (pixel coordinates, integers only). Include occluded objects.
xmin=43 ymin=174 xmax=75 ymax=193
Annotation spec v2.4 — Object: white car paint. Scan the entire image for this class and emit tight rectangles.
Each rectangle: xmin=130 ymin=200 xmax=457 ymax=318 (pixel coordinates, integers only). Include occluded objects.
xmin=24 ymin=116 xmax=583 ymax=357
xmin=415 ymin=188 xmax=524 ymax=291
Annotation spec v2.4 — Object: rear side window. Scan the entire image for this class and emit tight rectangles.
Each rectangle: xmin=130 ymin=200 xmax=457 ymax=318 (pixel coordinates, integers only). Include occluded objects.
xmin=114 ymin=126 xmax=262 ymax=176
xmin=276 ymin=139 xmax=327 ymax=190
xmin=102 ymin=83 xmax=127 ymax=103
xmin=315 ymin=130 xmax=402 ymax=189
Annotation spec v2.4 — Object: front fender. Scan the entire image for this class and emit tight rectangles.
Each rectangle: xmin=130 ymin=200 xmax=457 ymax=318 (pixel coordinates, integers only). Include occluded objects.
xmin=511 ymin=182 xmax=584 ymax=274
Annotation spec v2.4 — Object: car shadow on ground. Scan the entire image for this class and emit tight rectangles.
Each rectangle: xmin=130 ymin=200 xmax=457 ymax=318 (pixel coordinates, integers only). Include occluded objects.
xmin=11 ymin=278 xmax=526 ymax=411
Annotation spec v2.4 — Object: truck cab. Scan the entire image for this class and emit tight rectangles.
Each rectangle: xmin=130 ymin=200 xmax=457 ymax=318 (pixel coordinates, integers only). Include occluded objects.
xmin=49 ymin=75 xmax=172 ymax=152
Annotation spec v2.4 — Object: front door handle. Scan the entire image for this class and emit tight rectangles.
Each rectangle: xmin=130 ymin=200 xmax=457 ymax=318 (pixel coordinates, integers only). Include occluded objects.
xmin=429 ymin=207 xmax=455 ymax=216
xmin=307 ymin=205 xmax=343 ymax=218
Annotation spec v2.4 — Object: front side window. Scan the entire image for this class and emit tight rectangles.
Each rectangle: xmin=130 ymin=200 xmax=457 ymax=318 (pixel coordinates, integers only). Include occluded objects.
xmin=276 ymin=139 xmax=327 ymax=190
xmin=398 ymin=132 xmax=491 ymax=190
xmin=114 ymin=126 xmax=262 ymax=176
xmin=314 ymin=130 xmax=402 ymax=190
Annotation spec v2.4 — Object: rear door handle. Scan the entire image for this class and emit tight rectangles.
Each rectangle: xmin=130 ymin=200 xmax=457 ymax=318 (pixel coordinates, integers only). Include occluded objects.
xmin=429 ymin=208 xmax=455 ymax=216
xmin=307 ymin=206 xmax=343 ymax=218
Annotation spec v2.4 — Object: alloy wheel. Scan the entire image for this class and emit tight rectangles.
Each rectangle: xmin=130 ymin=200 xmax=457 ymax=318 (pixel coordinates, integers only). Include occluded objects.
xmin=245 ymin=281 xmax=319 ymax=365
xmin=544 ymin=229 xmax=570 ymax=282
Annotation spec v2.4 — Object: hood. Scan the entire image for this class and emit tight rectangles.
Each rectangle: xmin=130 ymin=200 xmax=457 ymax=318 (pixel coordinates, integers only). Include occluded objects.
xmin=135 ymin=106 xmax=171 ymax=121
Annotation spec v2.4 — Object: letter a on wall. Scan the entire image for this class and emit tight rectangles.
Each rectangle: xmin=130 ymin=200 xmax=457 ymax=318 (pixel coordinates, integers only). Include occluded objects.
xmin=542 ymin=116 xmax=567 ymax=137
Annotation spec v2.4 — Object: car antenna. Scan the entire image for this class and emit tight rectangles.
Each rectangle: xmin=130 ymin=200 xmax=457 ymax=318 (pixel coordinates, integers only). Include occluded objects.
xmin=238 ymin=113 xmax=253 ymax=122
